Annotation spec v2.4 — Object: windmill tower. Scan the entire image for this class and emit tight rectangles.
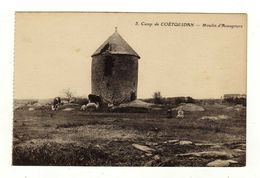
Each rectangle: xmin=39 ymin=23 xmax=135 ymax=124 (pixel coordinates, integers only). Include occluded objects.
xmin=91 ymin=28 xmax=140 ymax=105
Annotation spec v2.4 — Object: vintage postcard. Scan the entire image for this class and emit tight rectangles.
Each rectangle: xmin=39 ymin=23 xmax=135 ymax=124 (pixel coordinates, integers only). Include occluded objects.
xmin=13 ymin=12 xmax=247 ymax=166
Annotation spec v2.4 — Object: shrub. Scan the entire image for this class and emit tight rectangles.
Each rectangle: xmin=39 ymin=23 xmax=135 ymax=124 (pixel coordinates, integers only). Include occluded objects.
xmin=153 ymin=91 xmax=162 ymax=104
xmin=74 ymin=97 xmax=89 ymax=105
xmin=186 ymin=96 xmax=195 ymax=103
xmin=28 ymin=100 xmax=38 ymax=105
xmin=174 ymin=96 xmax=195 ymax=105
xmin=224 ymin=97 xmax=246 ymax=106
xmin=174 ymin=97 xmax=186 ymax=105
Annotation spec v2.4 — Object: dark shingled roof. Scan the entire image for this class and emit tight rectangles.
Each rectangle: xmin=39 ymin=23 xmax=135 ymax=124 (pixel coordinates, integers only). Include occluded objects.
xmin=91 ymin=32 xmax=140 ymax=59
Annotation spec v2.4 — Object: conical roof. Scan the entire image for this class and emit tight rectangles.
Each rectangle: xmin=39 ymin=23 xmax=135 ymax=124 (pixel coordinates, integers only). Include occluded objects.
xmin=91 ymin=31 xmax=140 ymax=59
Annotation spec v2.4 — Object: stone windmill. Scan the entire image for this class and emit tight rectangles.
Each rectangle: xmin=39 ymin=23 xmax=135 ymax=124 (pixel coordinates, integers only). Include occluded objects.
xmin=91 ymin=28 xmax=140 ymax=105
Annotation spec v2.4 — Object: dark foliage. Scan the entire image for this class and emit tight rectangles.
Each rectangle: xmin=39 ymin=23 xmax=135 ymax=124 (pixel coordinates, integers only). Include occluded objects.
xmin=74 ymin=98 xmax=89 ymax=105
xmin=224 ymin=97 xmax=246 ymax=106
xmin=144 ymin=96 xmax=196 ymax=106
xmin=153 ymin=91 xmax=162 ymax=104
xmin=13 ymin=143 xmax=112 ymax=166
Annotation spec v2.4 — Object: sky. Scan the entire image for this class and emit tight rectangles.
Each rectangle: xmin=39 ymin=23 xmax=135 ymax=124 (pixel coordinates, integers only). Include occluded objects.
xmin=14 ymin=13 xmax=247 ymax=99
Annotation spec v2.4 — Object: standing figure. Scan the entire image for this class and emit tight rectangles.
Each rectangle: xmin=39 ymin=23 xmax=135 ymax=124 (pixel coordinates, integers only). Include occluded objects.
xmin=176 ymin=108 xmax=184 ymax=119
xmin=167 ymin=108 xmax=172 ymax=118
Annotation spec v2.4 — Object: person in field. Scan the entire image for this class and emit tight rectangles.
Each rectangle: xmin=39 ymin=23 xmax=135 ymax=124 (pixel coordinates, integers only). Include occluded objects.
xmin=167 ymin=107 xmax=172 ymax=118
xmin=52 ymin=97 xmax=62 ymax=110
xmin=176 ymin=108 xmax=184 ymax=119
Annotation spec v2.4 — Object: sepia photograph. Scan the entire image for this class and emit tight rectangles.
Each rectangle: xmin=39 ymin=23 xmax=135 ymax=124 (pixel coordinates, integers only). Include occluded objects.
xmin=13 ymin=12 xmax=247 ymax=167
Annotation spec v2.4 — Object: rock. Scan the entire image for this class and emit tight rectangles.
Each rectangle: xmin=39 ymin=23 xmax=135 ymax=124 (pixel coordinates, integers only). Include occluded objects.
xmin=124 ymin=100 xmax=154 ymax=108
xmin=145 ymin=153 xmax=153 ymax=157
xmin=200 ymin=115 xmax=231 ymax=121
xmin=132 ymin=144 xmax=155 ymax=153
xmin=164 ymin=140 xmax=179 ymax=144
xmin=62 ymin=108 xmax=74 ymax=111
xmin=145 ymin=142 xmax=159 ymax=146
xmin=33 ymin=103 xmax=43 ymax=107
xmin=179 ymin=141 xmax=193 ymax=145
xmin=225 ymin=106 xmax=234 ymax=111
xmin=94 ymin=144 xmax=102 ymax=149
xmin=177 ymin=151 xmax=233 ymax=159
xmin=213 ymin=103 xmax=227 ymax=108
xmin=13 ymin=138 xmax=19 ymax=142
xmin=233 ymin=149 xmax=245 ymax=153
xmin=195 ymin=143 xmax=219 ymax=146
xmin=189 ymin=157 xmax=197 ymax=160
xmin=236 ymin=143 xmax=246 ymax=150
xmin=28 ymin=107 xmax=35 ymax=111
xmin=217 ymin=115 xmax=231 ymax=119
xmin=235 ymin=104 xmax=245 ymax=109
xmin=151 ymin=107 xmax=163 ymax=111
xmin=200 ymin=116 xmax=218 ymax=120
xmin=210 ymin=145 xmax=222 ymax=149
xmin=157 ymin=148 xmax=164 ymax=152
xmin=146 ymin=131 xmax=156 ymax=137
xmin=207 ymin=159 xmax=238 ymax=167
xmin=173 ymin=103 xmax=205 ymax=112
xmin=112 ymin=100 xmax=154 ymax=112
xmin=144 ymin=160 xmax=156 ymax=166
xmin=224 ymin=105 xmax=245 ymax=112
xmin=14 ymin=104 xmax=25 ymax=110
xmin=153 ymin=155 xmax=160 ymax=160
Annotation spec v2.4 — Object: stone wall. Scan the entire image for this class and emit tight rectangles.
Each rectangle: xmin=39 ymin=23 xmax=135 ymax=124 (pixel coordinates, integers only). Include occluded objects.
xmin=91 ymin=54 xmax=138 ymax=104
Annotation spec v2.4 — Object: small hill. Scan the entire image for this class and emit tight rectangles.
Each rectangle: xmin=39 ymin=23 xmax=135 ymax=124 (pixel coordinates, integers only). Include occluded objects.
xmin=173 ymin=103 xmax=205 ymax=112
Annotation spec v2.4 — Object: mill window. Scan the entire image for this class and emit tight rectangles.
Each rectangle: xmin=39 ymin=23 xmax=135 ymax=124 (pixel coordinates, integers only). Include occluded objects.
xmin=104 ymin=56 xmax=113 ymax=76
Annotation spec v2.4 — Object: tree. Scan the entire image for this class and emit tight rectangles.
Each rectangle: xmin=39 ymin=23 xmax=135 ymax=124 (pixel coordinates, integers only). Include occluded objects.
xmin=186 ymin=96 xmax=195 ymax=103
xmin=153 ymin=91 xmax=162 ymax=104
xmin=63 ymin=88 xmax=74 ymax=102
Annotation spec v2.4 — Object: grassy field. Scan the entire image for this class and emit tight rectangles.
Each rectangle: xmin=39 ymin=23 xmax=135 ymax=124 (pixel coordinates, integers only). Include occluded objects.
xmin=13 ymin=102 xmax=246 ymax=166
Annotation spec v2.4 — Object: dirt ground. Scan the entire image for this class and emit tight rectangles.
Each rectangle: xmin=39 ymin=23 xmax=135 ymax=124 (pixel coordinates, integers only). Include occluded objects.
xmin=12 ymin=103 xmax=246 ymax=166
